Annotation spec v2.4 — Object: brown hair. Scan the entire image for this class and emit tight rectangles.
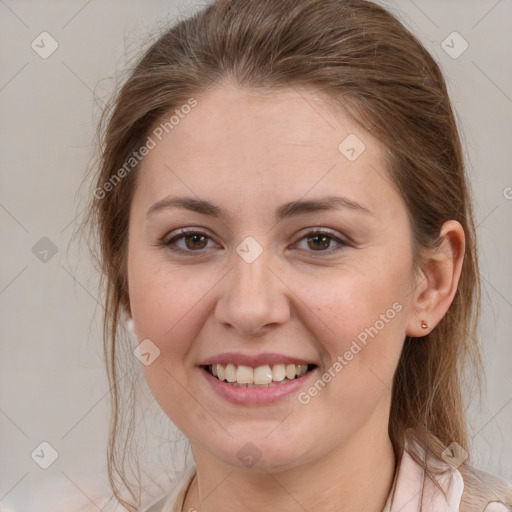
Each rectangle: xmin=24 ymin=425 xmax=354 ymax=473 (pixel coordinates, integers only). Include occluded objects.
xmin=80 ymin=0 xmax=511 ymax=509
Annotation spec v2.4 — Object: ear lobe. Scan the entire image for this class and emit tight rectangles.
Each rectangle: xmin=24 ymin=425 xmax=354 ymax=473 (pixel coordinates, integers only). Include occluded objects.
xmin=406 ymin=220 xmax=465 ymax=337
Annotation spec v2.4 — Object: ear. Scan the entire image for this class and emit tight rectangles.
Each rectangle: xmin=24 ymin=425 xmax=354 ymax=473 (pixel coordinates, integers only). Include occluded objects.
xmin=406 ymin=220 xmax=465 ymax=337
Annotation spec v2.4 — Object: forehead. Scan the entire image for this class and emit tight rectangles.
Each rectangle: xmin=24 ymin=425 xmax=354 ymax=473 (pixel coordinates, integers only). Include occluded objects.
xmin=154 ymin=83 xmax=367 ymax=160
xmin=134 ymin=82 xmax=400 ymax=217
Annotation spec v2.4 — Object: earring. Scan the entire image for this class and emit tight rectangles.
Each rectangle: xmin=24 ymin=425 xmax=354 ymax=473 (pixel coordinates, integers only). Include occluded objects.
xmin=126 ymin=317 xmax=139 ymax=349
xmin=421 ymin=320 xmax=428 ymax=330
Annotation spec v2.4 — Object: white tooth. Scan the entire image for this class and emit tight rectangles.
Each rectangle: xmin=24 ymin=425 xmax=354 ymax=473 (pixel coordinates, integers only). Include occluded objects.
xmin=285 ymin=364 xmax=297 ymax=379
xmin=296 ymin=364 xmax=308 ymax=377
xmin=211 ymin=364 xmax=218 ymax=377
xmin=216 ymin=364 xmax=226 ymax=381
xmin=272 ymin=364 xmax=286 ymax=382
xmin=236 ymin=365 xmax=254 ymax=384
xmin=253 ymin=365 xmax=273 ymax=385
xmin=225 ymin=363 xmax=237 ymax=382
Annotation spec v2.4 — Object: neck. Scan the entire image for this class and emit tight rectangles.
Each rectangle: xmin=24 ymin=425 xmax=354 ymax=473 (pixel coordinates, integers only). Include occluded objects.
xmin=183 ymin=423 xmax=396 ymax=512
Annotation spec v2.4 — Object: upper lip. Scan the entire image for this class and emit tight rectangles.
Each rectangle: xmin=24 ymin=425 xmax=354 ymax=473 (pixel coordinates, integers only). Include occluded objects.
xmin=199 ymin=352 xmax=317 ymax=368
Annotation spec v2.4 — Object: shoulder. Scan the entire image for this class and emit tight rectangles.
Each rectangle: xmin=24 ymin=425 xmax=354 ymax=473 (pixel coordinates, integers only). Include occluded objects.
xmin=459 ymin=465 xmax=512 ymax=512
xmin=395 ymin=431 xmax=511 ymax=512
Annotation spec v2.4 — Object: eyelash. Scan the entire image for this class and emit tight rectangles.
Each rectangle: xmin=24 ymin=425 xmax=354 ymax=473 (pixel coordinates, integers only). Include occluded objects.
xmin=160 ymin=227 xmax=349 ymax=256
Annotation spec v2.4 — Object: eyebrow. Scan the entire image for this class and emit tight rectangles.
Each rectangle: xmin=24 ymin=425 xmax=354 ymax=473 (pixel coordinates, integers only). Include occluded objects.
xmin=146 ymin=194 xmax=373 ymax=221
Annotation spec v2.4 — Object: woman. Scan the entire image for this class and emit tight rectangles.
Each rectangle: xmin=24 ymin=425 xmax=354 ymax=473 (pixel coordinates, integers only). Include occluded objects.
xmin=83 ymin=0 xmax=512 ymax=510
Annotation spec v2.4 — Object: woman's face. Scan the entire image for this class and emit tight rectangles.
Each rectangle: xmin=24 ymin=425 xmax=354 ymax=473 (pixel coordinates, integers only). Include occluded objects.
xmin=127 ymin=83 xmax=419 ymax=471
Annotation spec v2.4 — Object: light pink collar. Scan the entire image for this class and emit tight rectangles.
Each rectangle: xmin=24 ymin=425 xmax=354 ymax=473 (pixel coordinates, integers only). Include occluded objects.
xmin=387 ymin=435 xmax=464 ymax=512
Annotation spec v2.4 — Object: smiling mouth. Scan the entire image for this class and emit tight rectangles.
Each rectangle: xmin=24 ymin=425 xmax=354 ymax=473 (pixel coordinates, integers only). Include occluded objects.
xmin=203 ymin=363 xmax=317 ymax=387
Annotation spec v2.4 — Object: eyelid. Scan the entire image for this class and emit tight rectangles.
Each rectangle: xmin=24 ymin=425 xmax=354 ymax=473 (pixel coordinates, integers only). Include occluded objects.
xmin=294 ymin=226 xmax=349 ymax=242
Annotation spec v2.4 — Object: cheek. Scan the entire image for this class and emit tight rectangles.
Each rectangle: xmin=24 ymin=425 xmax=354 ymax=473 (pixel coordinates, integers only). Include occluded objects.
xmin=295 ymin=259 xmax=410 ymax=391
xmin=128 ymin=259 xmax=219 ymax=431
xmin=127 ymin=244 xmax=227 ymax=384
xmin=304 ymin=265 xmax=407 ymax=337
xmin=129 ymin=267 xmax=206 ymax=357
xmin=291 ymin=273 xmax=408 ymax=440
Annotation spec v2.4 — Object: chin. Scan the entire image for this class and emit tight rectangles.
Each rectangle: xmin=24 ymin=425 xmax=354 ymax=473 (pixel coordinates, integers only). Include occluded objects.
xmin=201 ymin=432 xmax=311 ymax=473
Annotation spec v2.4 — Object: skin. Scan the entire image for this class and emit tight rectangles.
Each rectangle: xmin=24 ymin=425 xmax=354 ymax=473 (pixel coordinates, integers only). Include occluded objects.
xmin=126 ymin=81 xmax=465 ymax=512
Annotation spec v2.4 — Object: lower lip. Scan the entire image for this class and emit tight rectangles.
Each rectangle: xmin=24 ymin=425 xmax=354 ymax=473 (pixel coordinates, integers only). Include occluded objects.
xmin=200 ymin=366 xmax=317 ymax=406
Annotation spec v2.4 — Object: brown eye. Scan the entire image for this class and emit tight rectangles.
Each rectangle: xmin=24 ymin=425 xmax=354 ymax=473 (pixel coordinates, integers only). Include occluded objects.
xmin=163 ymin=230 xmax=217 ymax=253
xmin=294 ymin=229 xmax=348 ymax=254
xmin=306 ymin=234 xmax=332 ymax=251
xmin=183 ymin=233 xmax=208 ymax=250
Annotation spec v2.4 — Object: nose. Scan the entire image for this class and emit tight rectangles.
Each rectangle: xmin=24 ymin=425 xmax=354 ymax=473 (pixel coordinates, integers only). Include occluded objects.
xmin=214 ymin=248 xmax=291 ymax=336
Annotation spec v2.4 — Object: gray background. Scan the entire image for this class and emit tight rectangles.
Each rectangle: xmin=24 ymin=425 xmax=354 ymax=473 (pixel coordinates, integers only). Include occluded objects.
xmin=1 ymin=0 xmax=511 ymax=510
